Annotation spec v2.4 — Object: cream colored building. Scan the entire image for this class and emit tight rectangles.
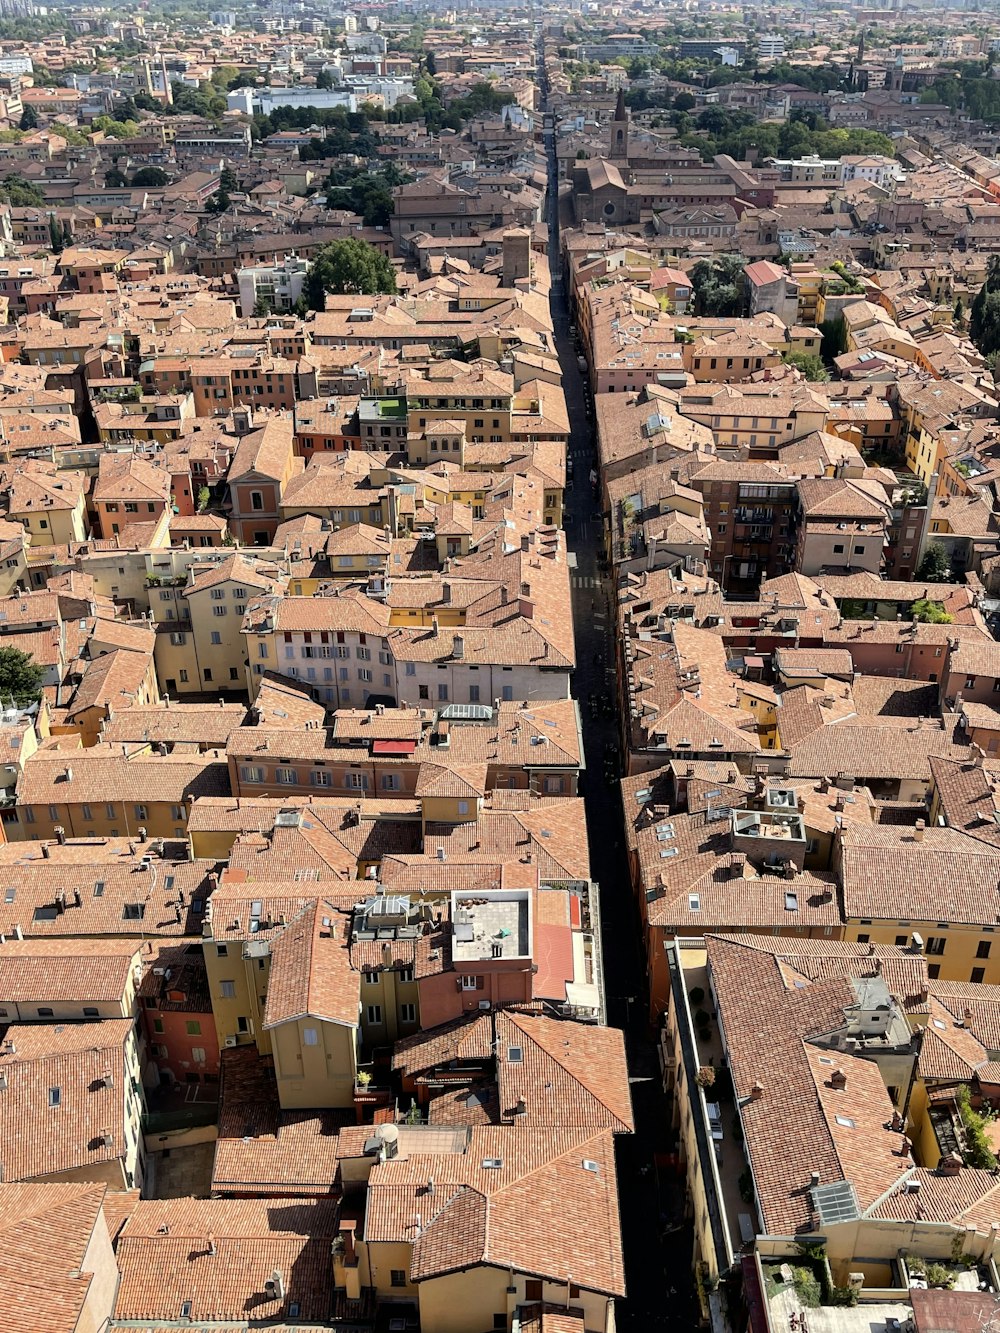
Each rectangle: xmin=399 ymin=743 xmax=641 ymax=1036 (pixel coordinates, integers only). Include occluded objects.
xmin=151 ymin=553 xmax=285 ymax=698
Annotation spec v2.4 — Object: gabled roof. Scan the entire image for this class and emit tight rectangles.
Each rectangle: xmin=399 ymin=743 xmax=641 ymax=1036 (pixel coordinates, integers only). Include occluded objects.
xmin=0 ymin=1182 xmax=112 ymax=1333
xmin=495 ymin=1011 xmax=633 ymax=1133
xmin=365 ymin=1125 xmax=625 ymax=1295
xmin=263 ymin=900 xmax=361 ymax=1029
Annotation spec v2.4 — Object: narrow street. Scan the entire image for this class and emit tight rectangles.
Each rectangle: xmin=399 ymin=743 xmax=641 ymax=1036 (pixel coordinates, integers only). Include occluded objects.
xmin=539 ymin=43 xmax=699 ymax=1332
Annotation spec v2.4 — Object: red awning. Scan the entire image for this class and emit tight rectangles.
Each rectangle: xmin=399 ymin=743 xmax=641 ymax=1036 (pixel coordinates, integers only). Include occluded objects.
xmin=371 ymin=740 xmax=416 ymax=756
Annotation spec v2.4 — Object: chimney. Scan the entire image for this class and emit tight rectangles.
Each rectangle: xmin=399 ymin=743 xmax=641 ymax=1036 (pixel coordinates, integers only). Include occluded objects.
xmin=41 ymin=843 xmax=50 ymax=859
xmin=750 ymin=1081 xmax=764 ymax=1101
xmin=914 ymin=819 xmax=925 ymax=842
xmin=453 ymin=634 xmax=464 ymax=660
xmin=514 ymin=1095 xmax=527 ymax=1116
xmin=830 ymin=1068 xmax=847 ymax=1089
xmin=431 ymin=615 xmax=439 ymax=636
xmin=55 ymin=826 xmax=66 ymax=845
xmin=938 ymin=1152 xmax=963 ymax=1176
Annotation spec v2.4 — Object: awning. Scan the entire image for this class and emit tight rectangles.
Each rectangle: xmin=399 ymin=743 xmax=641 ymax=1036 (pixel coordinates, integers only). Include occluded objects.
xmin=371 ymin=740 xmax=416 ymax=756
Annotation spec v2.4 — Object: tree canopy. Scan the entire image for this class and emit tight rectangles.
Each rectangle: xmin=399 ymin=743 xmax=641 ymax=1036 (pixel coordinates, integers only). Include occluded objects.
xmin=689 ymin=255 xmax=745 ymax=317
xmin=0 ymin=174 xmax=43 ymax=206
xmin=300 ymin=238 xmax=397 ymax=310
xmin=970 ymin=256 xmax=1000 ymax=358
xmin=782 ymin=350 xmax=830 ymax=382
xmin=0 ymin=645 xmax=44 ymax=707
xmin=915 ymin=542 xmax=952 ymax=583
xmin=131 ymin=166 xmax=170 ymax=188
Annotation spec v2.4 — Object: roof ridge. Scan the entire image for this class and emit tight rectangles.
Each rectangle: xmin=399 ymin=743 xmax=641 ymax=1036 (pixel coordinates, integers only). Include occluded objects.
xmin=861 ymin=1165 xmax=918 ymax=1218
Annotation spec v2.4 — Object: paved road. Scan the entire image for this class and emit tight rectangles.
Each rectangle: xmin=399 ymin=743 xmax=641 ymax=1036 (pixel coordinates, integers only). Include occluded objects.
xmin=538 ymin=51 xmax=699 ymax=1332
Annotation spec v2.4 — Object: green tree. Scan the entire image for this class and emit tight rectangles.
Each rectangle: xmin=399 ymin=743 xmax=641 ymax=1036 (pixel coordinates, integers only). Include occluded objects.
xmin=196 ymin=485 xmax=211 ymax=511
xmin=673 ymin=91 xmax=696 ymax=111
xmin=0 ymin=174 xmax=43 ymax=206
xmin=782 ymin=350 xmax=830 ymax=381
xmin=916 ymin=541 xmax=952 ymax=583
xmin=131 ymin=166 xmax=169 ymax=188
xmin=301 ymin=237 xmax=396 ymax=309
xmin=219 ymin=165 xmax=238 ymax=192
xmin=18 ymin=103 xmax=36 ymax=130
xmin=205 ymin=188 xmax=231 ymax=214
xmin=252 ymin=295 xmax=273 ymax=317
xmin=689 ymin=255 xmax=745 ymax=317
xmin=48 ymin=212 xmax=63 ymax=254
xmin=316 ymin=68 xmax=334 ymax=90
xmin=0 ymin=645 xmax=44 ymax=707
xmin=970 ymin=256 xmax=1000 ymax=357
xmin=104 ymin=166 xmax=127 ymax=188
xmin=954 ymin=295 xmax=965 ymax=327
xmin=911 ymin=599 xmax=952 ymax=624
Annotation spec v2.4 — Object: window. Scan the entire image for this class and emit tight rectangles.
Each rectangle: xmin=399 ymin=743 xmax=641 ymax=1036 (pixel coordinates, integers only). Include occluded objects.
xmin=48 ymin=1087 xmax=61 ymax=1108
xmin=250 ymin=491 xmax=264 ymax=511
xmin=390 ymin=1270 xmax=406 ymax=1288
xmin=220 ymin=980 xmax=236 ymax=998
xmin=303 ymin=1026 xmax=319 ymax=1046
xmin=972 ymin=967 xmax=986 ymax=984
xmin=134 ymin=804 xmax=148 ymax=821
xmin=979 ymin=940 xmax=992 ymax=959
xmin=928 ymin=963 xmax=940 ymax=980
xmin=367 ymin=1004 xmax=383 ymax=1024
xmin=153 ymin=1017 xmax=164 ymax=1033
xmin=461 ymin=975 xmax=481 ymax=990
xmin=216 ymin=944 xmax=228 ymax=957
xmin=857 ymin=934 xmax=869 ymax=944
xmin=895 ymin=935 xmax=908 ymax=947
xmin=363 ymin=970 xmax=379 ymax=985
xmin=123 ymin=904 xmax=145 ymax=921
xmin=37 ymin=1006 xmax=54 ymax=1017
xmin=211 ymin=631 xmax=222 ymax=645
xmin=191 ymin=1047 xmax=206 ymax=1063
xmin=399 ymin=967 xmax=414 ymax=984
xmin=926 ymin=936 xmax=946 ymax=956
xmin=185 ymin=1021 xmax=201 ymax=1036
xmin=237 ymin=1016 xmax=250 ymax=1033
xmin=212 ymin=604 xmax=227 ymax=617
xmin=494 ymin=1317 xmax=507 ymax=1330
